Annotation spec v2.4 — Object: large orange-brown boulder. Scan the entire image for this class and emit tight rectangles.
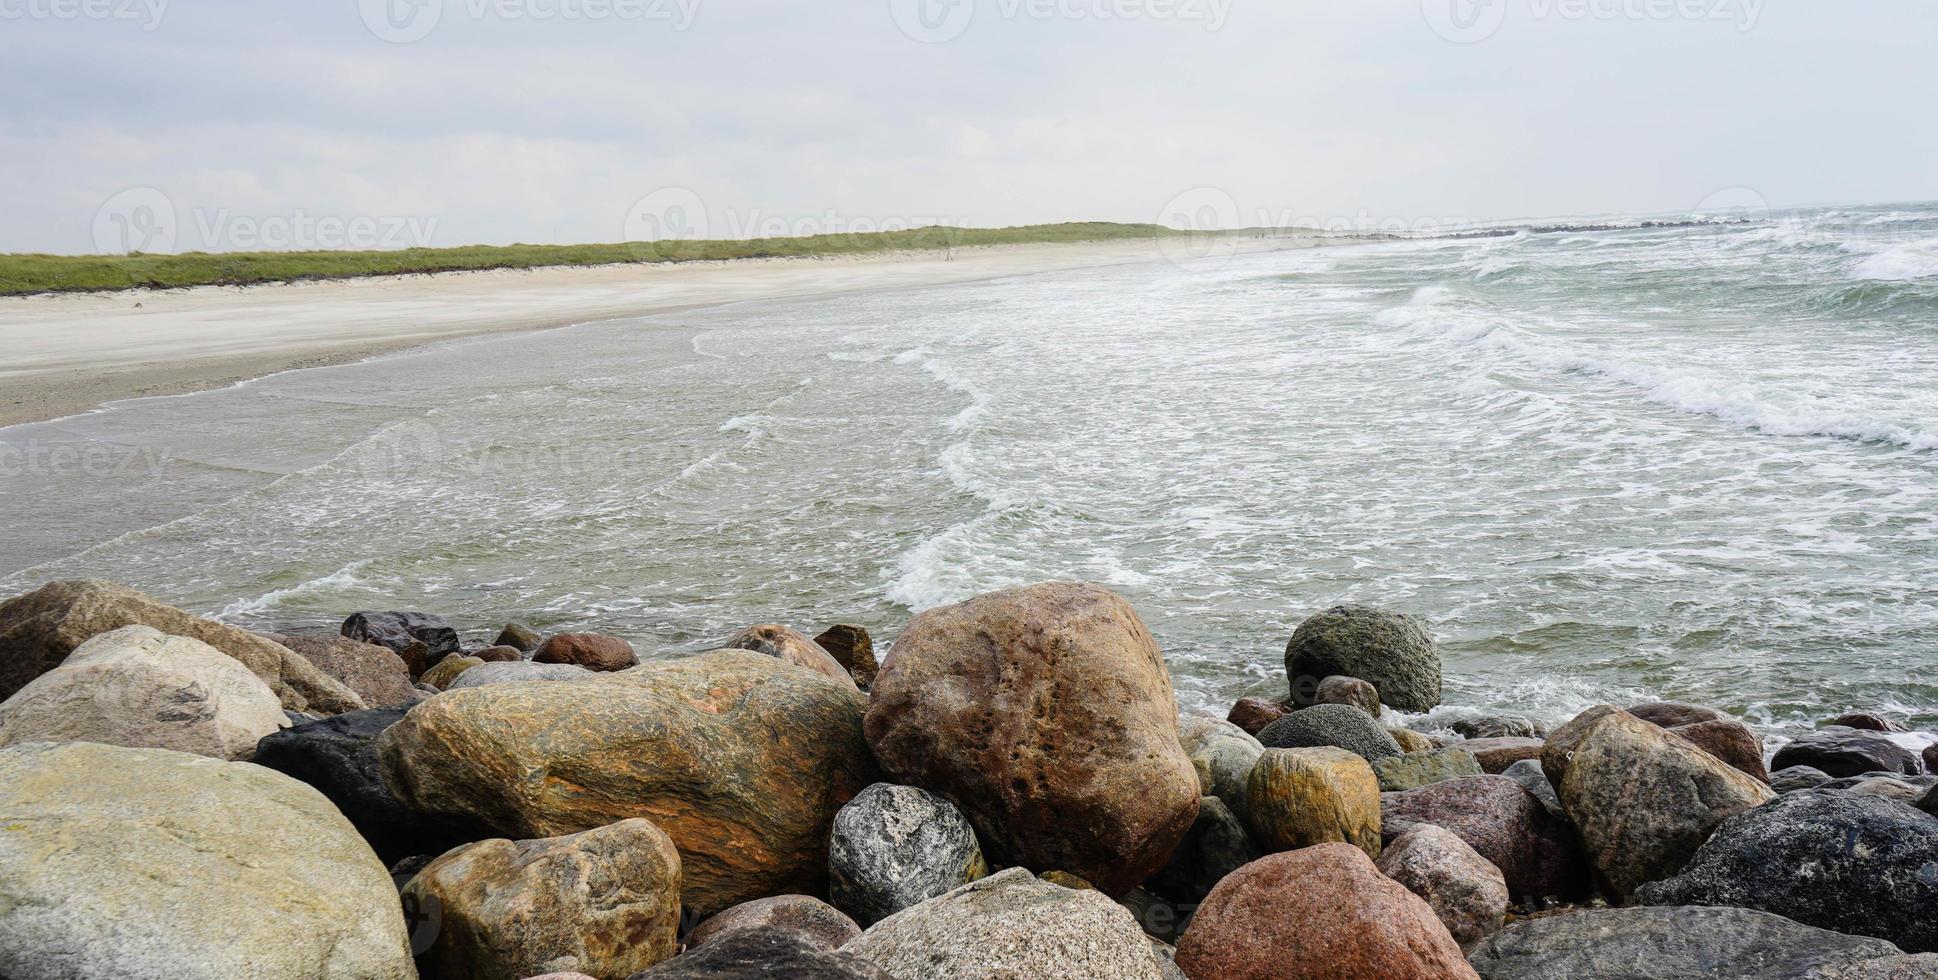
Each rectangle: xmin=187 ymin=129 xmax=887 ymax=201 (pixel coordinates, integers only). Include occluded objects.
xmin=0 ymin=579 xmax=365 ymax=714
xmin=532 ymin=633 xmax=638 ymax=673
xmin=725 ymin=624 xmax=858 ymax=691
xmin=1175 ymin=844 xmax=1479 ymax=980
xmin=378 ymin=650 xmax=880 ymax=917
xmin=863 ymin=582 xmax=1199 ymax=896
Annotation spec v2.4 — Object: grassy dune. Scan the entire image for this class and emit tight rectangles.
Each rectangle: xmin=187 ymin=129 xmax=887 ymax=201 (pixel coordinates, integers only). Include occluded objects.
xmin=0 ymin=222 xmax=1241 ymax=296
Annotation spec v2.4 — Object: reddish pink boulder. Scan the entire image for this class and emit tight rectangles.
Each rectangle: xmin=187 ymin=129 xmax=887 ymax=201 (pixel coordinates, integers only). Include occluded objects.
xmin=1381 ymin=775 xmax=1590 ymax=900
xmin=1228 ymin=697 xmax=1291 ymax=736
xmin=1175 ymin=843 xmax=1479 ymax=980
xmin=1460 ymin=737 xmax=1544 ymax=774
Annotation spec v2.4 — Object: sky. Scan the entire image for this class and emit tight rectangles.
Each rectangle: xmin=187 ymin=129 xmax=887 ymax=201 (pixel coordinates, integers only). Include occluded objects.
xmin=2 ymin=0 xmax=1935 ymax=254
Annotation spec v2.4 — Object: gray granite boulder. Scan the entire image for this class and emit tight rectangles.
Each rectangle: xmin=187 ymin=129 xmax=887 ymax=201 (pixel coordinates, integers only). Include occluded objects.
xmin=687 ymin=895 xmax=861 ymax=950
xmin=446 ymin=661 xmax=599 ymax=689
xmin=0 ymin=625 xmax=287 ymax=761
xmin=1636 ymin=790 xmax=1938 ymax=953
xmin=841 ymin=868 xmax=1166 ymax=979
xmin=1772 ymin=765 xmax=1836 ymax=792
xmin=0 ymin=741 xmax=413 ymax=979
xmin=1150 ymin=796 xmax=1261 ymax=905
xmin=1284 ymin=605 xmax=1441 ymax=712
xmin=1178 ymin=715 xmax=1263 ymax=815
xmin=1382 ymin=775 xmax=1589 ymax=900
xmin=1467 ymin=906 xmax=1907 ymax=980
xmin=1372 ymin=747 xmax=1483 ymax=792
xmin=828 ymin=784 xmax=988 ymax=926
xmin=1376 ymin=824 xmax=1508 ymax=949
xmin=344 ymin=610 xmax=460 ymax=665
xmin=636 ymin=928 xmax=894 ymax=979
xmin=1258 ymin=703 xmax=1403 ymax=763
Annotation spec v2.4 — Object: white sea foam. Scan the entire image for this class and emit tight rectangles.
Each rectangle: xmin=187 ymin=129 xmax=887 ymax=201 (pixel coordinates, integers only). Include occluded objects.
xmin=1850 ymin=238 xmax=1938 ymax=281
xmin=215 ymin=559 xmax=373 ymax=621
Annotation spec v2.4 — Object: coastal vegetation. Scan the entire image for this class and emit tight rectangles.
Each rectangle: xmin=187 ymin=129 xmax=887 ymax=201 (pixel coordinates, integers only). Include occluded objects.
xmin=0 ymin=222 xmax=1268 ymax=296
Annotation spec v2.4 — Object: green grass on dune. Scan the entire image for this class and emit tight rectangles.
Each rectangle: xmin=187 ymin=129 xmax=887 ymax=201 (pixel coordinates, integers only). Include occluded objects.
xmin=0 ymin=222 xmax=1253 ymax=296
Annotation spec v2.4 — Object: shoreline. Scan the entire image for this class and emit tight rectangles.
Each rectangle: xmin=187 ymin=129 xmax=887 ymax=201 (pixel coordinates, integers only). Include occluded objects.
xmin=0 ymin=235 xmax=1331 ymax=430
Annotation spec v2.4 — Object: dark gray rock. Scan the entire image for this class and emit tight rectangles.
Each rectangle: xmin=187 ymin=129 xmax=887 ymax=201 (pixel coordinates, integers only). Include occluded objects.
xmin=1636 ymin=790 xmax=1938 ymax=953
xmin=1467 ymin=906 xmax=1907 ymax=980
xmin=1150 ymin=797 xmax=1260 ymax=905
xmin=252 ymin=709 xmax=477 ymax=865
xmin=1371 ymin=748 xmax=1483 ymax=792
xmin=629 ymin=927 xmax=893 ymax=979
xmin=1500 ymin=758 xmax=1566 ymax=821
xmin=342 ymin=611 xmax=460 ymax=666
xmin=1453 ymin=714 xmax=1542 ymax=740
xmin=1257 ymin=704 xmax=1403 ymax=763
xmin=1820 ymin=773 xmax=1938 ymax=806
xmin=814 ymin=624 xmax=878 ymax=690
xmin=1772 ymin=765 xmax=1835 ymax=793
xmin=1772 ymin=727 xmax=1923 ymax=778
xmin=1285 ymin=605 xmax=1440 ymax=713
xmin=1927 ymin=744 xmax=1938 ymax=774
xmin=828 ymin=784 xmax=987 ymax=927
xmin=1922 ymin=784 xmax=1937 ymax=817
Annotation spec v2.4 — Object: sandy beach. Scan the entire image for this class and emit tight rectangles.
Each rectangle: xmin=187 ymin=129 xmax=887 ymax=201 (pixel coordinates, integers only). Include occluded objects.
xmin=0 ymin=236 xmax=1322 ymax=429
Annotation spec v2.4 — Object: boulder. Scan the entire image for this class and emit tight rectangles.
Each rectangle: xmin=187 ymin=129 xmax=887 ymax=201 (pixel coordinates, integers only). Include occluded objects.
xmin=404 ymin=819 xmax=682 ymax=980
xmin=1772 ymin=765 xmax=1835 ymax=792
xmin=1118 ymin=886 xmax=1190 ymax=945
xmin=272 ymin=632 xmax=419 ymax=709
xmin=1660 ymin=717 xmax=1771 ymax=783
xmin=1150 ymin=796 xmax=1262 ymax=905
xmin=379 ymin=650 xmax=879 ymax=918
xmin=0 ymin=741 xmax=413 ymax=979
xmin=1543 ymin=706 xmax=1773 ymax=899
xmin=1284 ymin=605 xmax=1441 ymax=713
xmin=1245 ymin=747 xmax=1382 ymax=858
xmin=1922 ymin=784 xmax=1937 ymax=816
xmin=1376 ymin=824 xmax=1508 ymax=949
xmin=688 ymin=895 xmax=861 ymax=950
xmin=1179 ymin=715 xmax=1263 ymax=814
xmin=863 ymin=582 xmax=1199 ymax=895
xmin=725 ymin=624 xmax=856 ymax=690
xmin=1499 ymin=758 xmax=1566 ymax=821
xmin=253 ymin=708 xmax=475 ymax=865
xmin=447 ymin=661 xmax=599 ymax=689
xmin=343 ymin=610 xmax=461 ymax=666
xmin=1823 ymin=773 xmax=1937 ymax=805
xmin=1382 ymin=775 xmax=1588 ymax=900
xmin=1467 ymin=906 xmax=1908 ymax=980
xmin=1316 ymin=675 xmax=1381 ymax=717
xmin=1626 ymin=701 xmax=1726 ymax=727
xmin=1927 ymin=744 xmax=1938 ymax=774
xmin=1826 ymin=712 xmax=1909 ymax=733
xmin=1227 ymin=696 xmax=1289 ymax=735
xmin=1257 ymin=703 xmax=1403 ymax=763
xmin=1806 ymin=956 xmax=1938 ymax=979
xmin=532 ymin=633 xmax=638 ymax=673
xmin=0 ymin=624 xmax=287 ymax=761
xmin=1372 ymin=747 xmax=1483 ymax=792
xmin=1636 ymin=790 xmax=1938 ymax=953
xmin=1452 ymin=714 xmax=1541 ymax=740
xmin=842 ymin=867 xmax=1166 ymax=980
xmin=814 ymin=624 xmax=879 ymax=689
xmin=1390 ymin=727 xmax=1435 ymax=753
xmin=828 ymin=783 xmax=988 ymax=927
xmin=639 ymin=928 xmax=892 ymax=978
xmin=1175 ymin=844 xmax=1478 ymax=980
xmin=1460 ymin=736 xmax=1545 ymax=773
xmin=0 ymin=579 xmax=364 ymax=714
xmin=495 ymin=623 xmax=541 ymax=652
xmin=422 ymin=654 xmax=485 ymax=689
xmin=474 ymin=645 xmax=524 ymax=663
xmin=1772 ymin=726 xmax=1923 ymax=778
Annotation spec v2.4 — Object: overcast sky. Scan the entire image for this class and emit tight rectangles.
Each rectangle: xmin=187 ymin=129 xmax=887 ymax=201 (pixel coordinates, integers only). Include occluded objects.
xmin=3 ymin=0 xmax=1935 ymax=253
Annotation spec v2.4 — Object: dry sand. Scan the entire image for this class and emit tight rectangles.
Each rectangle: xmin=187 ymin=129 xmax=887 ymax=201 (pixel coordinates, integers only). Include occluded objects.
xmin=0 ymin=236 xmax=1325 ymax=428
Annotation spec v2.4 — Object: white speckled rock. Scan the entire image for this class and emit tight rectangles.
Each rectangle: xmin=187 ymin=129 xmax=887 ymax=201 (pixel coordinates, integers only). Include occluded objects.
xmin=0 ymin=741 xmax=414 ymax=980
xmin=841 ymin=868 xmax=1166 ymax=979
xmin=0 ymin=625 xmax=287 ymax=760
xmin=829 ymin=783 xmax=988 ymax=926
xmin=1376 ymin=824 xmax=1509 ymax=948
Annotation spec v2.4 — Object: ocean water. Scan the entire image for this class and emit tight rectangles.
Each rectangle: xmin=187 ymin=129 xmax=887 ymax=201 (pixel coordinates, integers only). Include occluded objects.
xmin=5 ymin=202 xmax=1937 ymax=735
